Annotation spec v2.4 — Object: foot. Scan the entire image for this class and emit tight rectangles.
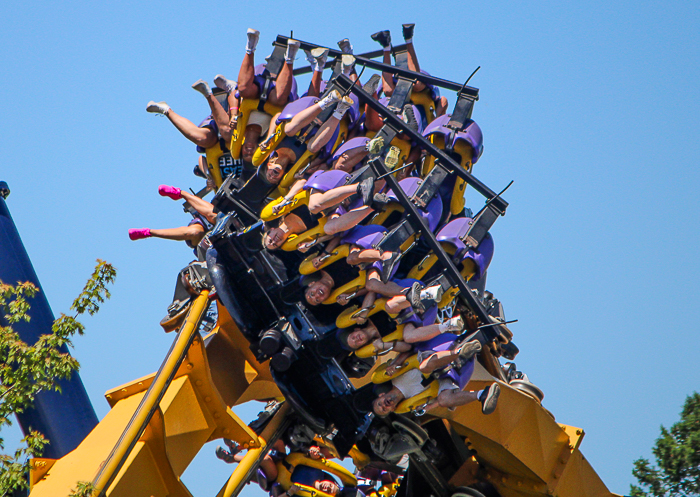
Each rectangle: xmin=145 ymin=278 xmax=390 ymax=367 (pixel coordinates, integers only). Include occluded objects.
xmin=362 ymin=74 xmax=381 ymax=96
xmin=128 ymin=228 xmax=151 ymax=240
xmin=215 ymin=446 xmax=236 ymax=463
xmin=223 ymin=438 xmax=241 ymax=454
xmin=357 ymin=177 xmax=376 ymax=206
xmin=318 ymin=89 xmax=342 ymax=110
xmin=333 ymin=94 xmax=355 ymax=118
xmin=402 ymin=23 xmax=415 ymax=42
xmin=158 ymin=185 xmax=182 ymax=200
xmin=479 ymin=383 xmax=501 ymax=415
xmin=402 ymin=104 xmax=419 ymax=132
xmin=146 ymin=101 xmax=170 ymax=115
xmin=337 ymin=38 xmax=353 ymax=54
xmin=380 ymin=251 xmax=401 ymax=283
xmin=371 ymin=30 xmax=392 ymax=49
xmin=456 ymin=339 xmax=481 ymax=363
xmin=311 ymin=47 xmax=329 ymax=72
xmin=418 ymin=284 xmax=443 ymax=310
xmin=405 ymin=282 xmax=424 ymax=311
xmin=246 ymin=28 xmax=260 ymax=54
xmin=214 ymin=74 xmax=237 ymax=93
xmin=371 ymin=192 xmax=393 ymax=211
xmin=192 ymin=79 xmax=212 ymax=98
xmin=341 ymin=54 xmax=356 ymax=76
xmin=304 ymin=49 xmax=315 ymax=66
xmin=366 ymin=135 xmax=385 ymax=154
xmin=444 ymin=315 xmax=465 ymax=333
xmin=285 ymin=39 xmax=301 ymax=63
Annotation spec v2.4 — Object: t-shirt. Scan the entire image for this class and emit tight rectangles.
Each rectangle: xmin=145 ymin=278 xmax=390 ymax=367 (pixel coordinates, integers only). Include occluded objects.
xmin=392 ymin=368 xmax=426 ymax=399
xmin=324 ymin=260 xmax=360 ymax=290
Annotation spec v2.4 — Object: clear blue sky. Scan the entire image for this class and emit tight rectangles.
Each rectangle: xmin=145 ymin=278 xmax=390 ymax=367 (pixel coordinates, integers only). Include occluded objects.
xmin=2 ymin=1 xmax=699 ymax=495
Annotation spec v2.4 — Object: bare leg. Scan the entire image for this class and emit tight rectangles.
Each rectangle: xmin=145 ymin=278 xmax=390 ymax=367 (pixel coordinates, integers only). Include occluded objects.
xmin=365 ymin=273 xmax=408 ymax=297
xmin=205 ymin=94 xmax=233 ymax=142
xmin=260 ymin=455 xmax=278 ymax=481
xmin=405 ymin=42 xmax=426 ymax=92
xmin=324 ymin=206 xmax=373 ymax=235
xmin=237 ymin=53 xmax=259 ymax=99
xmin=333 ymin=147 xmax=368 ymax=172
xmin=285 ymin=103 xmax=323 ymax=136
xmin=365 ymin=104 xmax=385 ymax=132
xmin=149 ymin=224 xmax=206 ymax=243
xmin=307 ymin=115 xmax=341 ymax=153
xmin=419 ymin=349 xmax=461 ymax=374
xmin=381 ymin=50 xmax=395 ymax=96
xmin=308 ymin=183 xmax=357 ymax=214
xmin=386 ymin=295 xmax=410 ymax=314
xmin=166 ymin=110 xmax=217 ymax=148
xmin=436 ymin=389 xmax=478 ymax=409
xmin=307 ymin=69 xmax=323 ymax=97
xmin=269 ymin=62 xmax=294 ymax=107
xmin=403 ymin=323 xmax=441 ymax=343
xmin=180 ymin=190 xmax=216 ymax=223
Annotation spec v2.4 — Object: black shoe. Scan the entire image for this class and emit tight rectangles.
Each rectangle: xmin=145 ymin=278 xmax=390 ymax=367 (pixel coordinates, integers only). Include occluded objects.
xmin=216 ymin=446 xmax=235 ymax=463
xmin=405 ymin=282 xmax=424 ymax=311
xmin=455 ymin=339 xmax=482 ymax=363
xmin=479 ymin=383 xmax=501 ymax=415
xmin=402 ymin=23 xmax=415 ymax=41
xmin=371 ymin=192 xmax=393 ymax=211
xmin=362 ymin=74 xmax=381 ymax=95
xmin=402 ymin=104 xmax=419 ymax=132
xmin=357 ymin=177 xmax=376 ymax=206
xmin=381 ymin=251 xmax=402 ymax=283
xmin=371 ymin=30 xmax=392 ymax=48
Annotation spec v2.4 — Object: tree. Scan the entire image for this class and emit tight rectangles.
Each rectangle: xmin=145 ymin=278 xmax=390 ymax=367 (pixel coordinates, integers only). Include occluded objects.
xmin=0 ymin=260 xmax=116 ymax=496
xmin=631 ymin=392 xmax=700 ymax=497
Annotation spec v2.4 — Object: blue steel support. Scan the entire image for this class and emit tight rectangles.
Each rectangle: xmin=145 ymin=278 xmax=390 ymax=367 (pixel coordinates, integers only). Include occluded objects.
xmin=0 ymin=182 xmax=98 ymax=459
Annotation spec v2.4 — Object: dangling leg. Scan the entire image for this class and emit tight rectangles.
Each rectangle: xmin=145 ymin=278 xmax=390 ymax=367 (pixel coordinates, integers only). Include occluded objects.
xmin=323 ymin=206 xmax=373 ymax=235
xmin=284 ymin=91 xmax=341 ymax=136
xmin=269 ymin=39 xmax=300 ymax=107
xmin=193 ymin=80 xmax=234 ymax=142
xmin=237 ymin=29 xmax=261 ymax=99
xmin=403 ymin=24 xmax=426 ymax=92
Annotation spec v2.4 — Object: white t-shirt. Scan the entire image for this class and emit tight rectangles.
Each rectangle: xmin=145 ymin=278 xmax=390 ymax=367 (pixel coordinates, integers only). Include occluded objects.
xmin=392 ymin=369 xmax=427 ymax=399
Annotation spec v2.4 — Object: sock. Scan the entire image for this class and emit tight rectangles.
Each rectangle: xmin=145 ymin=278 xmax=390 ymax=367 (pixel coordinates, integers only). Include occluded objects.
xmin=383 ymin=46 xmax=391 ymax=53
xmin=404 ymin=38 xmax=413 ymax=45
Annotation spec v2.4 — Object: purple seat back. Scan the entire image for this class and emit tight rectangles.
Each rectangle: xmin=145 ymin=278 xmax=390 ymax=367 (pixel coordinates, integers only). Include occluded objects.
xmin=422 ymin=114 xmax=484 ymax=164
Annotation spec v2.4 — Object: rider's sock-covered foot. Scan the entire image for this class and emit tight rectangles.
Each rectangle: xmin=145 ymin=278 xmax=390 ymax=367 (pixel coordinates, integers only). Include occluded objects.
xmin=129 ymin=228 xmax=151 ymax=241
xmin=158 ymin=185 xmax=182 ymax=200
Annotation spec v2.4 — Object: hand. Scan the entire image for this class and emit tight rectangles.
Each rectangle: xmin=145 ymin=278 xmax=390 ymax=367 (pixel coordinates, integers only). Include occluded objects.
xmin=336 ymin=293 xmax=351 ymax=305
xmin=355 ymin=309 xmax=369 ymax=325
xmin=308 ymin=446 xmax=322 ymax=459
xmin=312 ymin=256 xmax=324 ymax=269
xmin=372 ymin=338 xmax=385 ymax=351
xmin=386 ymin=363 xmax=398 ymax=376
xmin=288 ymin=485 xmax=300 ymax=496
xmin=297 ymin=242 xmax=313 ymax=253
xmin=272 ymin=201 xmax=287 ymax=215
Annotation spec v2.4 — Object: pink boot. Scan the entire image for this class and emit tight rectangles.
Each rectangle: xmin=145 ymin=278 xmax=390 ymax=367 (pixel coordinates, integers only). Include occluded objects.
xmin=129 ymin=228 xmax=152 ymax=240
xmin=158 ymin=185 xmax=182 ymax=200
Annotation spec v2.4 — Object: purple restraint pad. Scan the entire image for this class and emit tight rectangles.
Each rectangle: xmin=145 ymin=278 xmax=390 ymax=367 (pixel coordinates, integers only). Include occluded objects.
xmin=436 ymin=217 xmax=494 ymax=280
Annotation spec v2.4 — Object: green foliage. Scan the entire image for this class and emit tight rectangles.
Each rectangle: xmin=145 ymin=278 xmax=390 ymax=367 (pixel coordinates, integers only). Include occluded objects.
xmin=0 ymin=260 xmax=116 ymax=496
xmin=631 ymin=392 xmax=700 ymax=496
xmin=68 ymin=480 xmax=96 ymax=497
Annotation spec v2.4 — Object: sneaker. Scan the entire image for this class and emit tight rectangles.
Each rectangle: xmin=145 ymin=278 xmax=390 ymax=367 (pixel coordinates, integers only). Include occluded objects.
xmin=356 ymin=177 xmax=376 ymax=206
xmin=333 ymin=94 xmax=355 ymax=117
xmin=405 ymin=282 xmax=424 ymax=311
xmin=362 ymin=74 xmax=381 ymax=96
xmin=341 ymin=54 xmax=356 ymax=75
xmin=192 ymin=79 xmax=212 ymax=98
xmin=318 ymin=89 xmax=342 ymax=110
xmin=128 ymin=228 xmax=151 ymax=240
xmin=337 ymin=38 xmax=353 ymax=54
xmin=402 ymin=23 xmax=415 ymax=42
xmin=479 ymin=383 xmax=500 ymax=415
xmin=402 ymin=104 xmax=419 ymax=132
xmin=366 ymin=135 xmax=385 ymax=154
xmin=215 ymin=446 xmax=235 ymax=463
xmin=214 ymin=74 xmax=236 ymax=92
xmin=146 ymin=101 xmax=170 ymax=115
xmin=371 ymin=30 xmax=392 ymax=48
xmin=304 ymin=49 xmax=315 ymax=66
xmin=311 ymin=47 xmax=329 ymax=71
xmin=158 ymin=185 xmax=182 ymax=200
xmin=455 ymin=339 xmax=481 ymax=363
xmin=380 ymin=251 xmax=402 ymax=283
xmin=246 ymin=28 xmax=260 ymax=54
xmin=285 ymin=39 xmax=301 ymax=63
xmin=223 ymin=438 xmax=241 ymax=454
xmin=419 ymin=284 xmax=443 ymax=305
xmin=371 ymin=192 xmax=393 ymax=211
xmin=444 ymin=315 xmax=465 ymax=333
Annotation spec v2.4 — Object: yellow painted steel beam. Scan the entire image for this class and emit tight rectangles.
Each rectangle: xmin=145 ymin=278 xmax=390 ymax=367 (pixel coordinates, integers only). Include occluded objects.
xmin=217 ymin=402 xmax=291 ymax=497
xmin=90 ymin=290 xmax=211 ymax=497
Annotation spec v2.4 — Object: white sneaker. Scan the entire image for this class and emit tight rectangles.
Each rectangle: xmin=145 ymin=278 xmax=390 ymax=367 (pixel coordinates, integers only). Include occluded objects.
xmin=337 ymin=38 xmax=353 ymax=54
xmin=246 ymin=28 xmax=260 ymax=54
xmin=333 ymin=95 xmax=355 ymax=118
xmin=341 ymin=54 xmax=356 ymax=75
xmin=311 ymin=47 xmax=329 ymax=72
xmin=318 ymin=89 xmax=342 ymax=110
xmin=285 ymin=39 xmax=301 ymax=63
xmin=191 ymin=79 xmax=212 ymax=97
xmin=146 ymin=101 xmax=170 ymax=115
xmin=304 ymin=49 xmax=315 ymax=66
xmin=444 ymin=316 xmax=465 ymax=333
xmin=214 ymin=74 xmax=236 ymax=92
xmin=419 ymin=284 xmax=443 ymax=304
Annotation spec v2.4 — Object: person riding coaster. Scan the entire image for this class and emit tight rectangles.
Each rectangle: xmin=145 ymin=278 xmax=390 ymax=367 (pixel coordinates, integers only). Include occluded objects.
xmin=370 ymin=332 xmax=501 ymax=416
xmin=253 ymin=88 xmax=359 ymax=188
xmin=260 ymin=172 xmax=379 ymax=252
xmin=269 ymin=452 xmax=357 ymax=497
